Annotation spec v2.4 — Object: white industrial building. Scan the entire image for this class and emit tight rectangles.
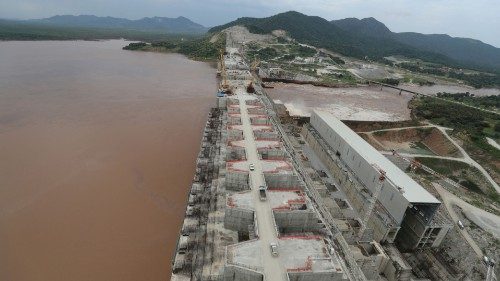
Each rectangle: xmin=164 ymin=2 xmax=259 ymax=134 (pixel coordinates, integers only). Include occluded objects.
xmin=309 ymin=110 xmax=451 ymax=250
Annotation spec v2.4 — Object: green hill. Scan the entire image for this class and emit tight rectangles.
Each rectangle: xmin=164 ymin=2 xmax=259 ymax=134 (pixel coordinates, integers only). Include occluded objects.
xmin=210 ymin=11 xmax=500 ymax=73
xmin=332 ymin=17 xmax=500 ymax=72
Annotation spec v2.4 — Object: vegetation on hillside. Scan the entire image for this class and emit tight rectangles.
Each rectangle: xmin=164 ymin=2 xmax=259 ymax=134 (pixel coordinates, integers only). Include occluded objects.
xmin=411 ymin=96 xmax=500 ymax=190
xmin=398 ymin=62 xmax=500 ymax=88
xmin=436 ymin=92 xmax=500 ymax=111
xmin=209 ymin=11 xmax=478 ymax=73
xmin=333 ymin=17 xmax=500 ymax=73
xmin=448 ymin=72 xmax=500 ymax=89
xmin=122 ymin=34 xmax=226 ymax=61
xmin=245 ymin=43 xmax=316 ymax=62
xmin=122 ymin=42 xmax=148 ymax=50
xmin=328 ymin=55 xmax=345 ymax=65
xmin=415 ymin=157 xmax=498 ymax=205
xmin=412 ymin=97 xmax=499 ymax=142
xmin=178 ymin=35 xmax=225 ymax=60
xmin=394 ymin=32 xmax=500 ymax=74
xmin=377 ymin=78 xmax=400 ymax=86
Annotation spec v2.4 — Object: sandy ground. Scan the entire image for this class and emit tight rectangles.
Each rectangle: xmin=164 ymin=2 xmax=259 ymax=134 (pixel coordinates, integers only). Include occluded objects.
xmin=347 ymin=64 xmax=402 ymax=80
xmin=266 ymin=83 xmax=413 ymax=121
xmin=0 ymin=40 xmax=215 ymax=281
xmin=223 ymin=25 xmax=275 ymax=45
xmin=434 ymin=183 xmax=500 ymax=240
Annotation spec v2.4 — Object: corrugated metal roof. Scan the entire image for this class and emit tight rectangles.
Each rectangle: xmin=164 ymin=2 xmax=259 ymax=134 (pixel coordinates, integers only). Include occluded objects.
xmin=313 ymin=110 xmax=440 ymax=204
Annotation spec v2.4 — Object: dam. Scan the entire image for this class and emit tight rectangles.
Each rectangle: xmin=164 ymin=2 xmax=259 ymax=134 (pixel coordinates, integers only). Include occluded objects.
xmin=169 ymin=30 xmax=451 ymax=281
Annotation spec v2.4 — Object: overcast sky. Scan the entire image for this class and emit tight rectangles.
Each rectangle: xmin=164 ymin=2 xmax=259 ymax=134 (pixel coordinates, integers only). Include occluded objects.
xmin=1 ymin=0 xmax=499 ymax=47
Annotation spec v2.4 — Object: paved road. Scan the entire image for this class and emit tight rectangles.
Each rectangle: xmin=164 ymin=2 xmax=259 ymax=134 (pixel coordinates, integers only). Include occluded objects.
xmin=435 ymin=183 xmax=500 ymax=238
xmin=432 ymin=183 xmax=484 ymax=258
xmin=434 ymin=126 xmax=500 ymax=193
xmin=237 ymin=91 xmax=286 ymax=281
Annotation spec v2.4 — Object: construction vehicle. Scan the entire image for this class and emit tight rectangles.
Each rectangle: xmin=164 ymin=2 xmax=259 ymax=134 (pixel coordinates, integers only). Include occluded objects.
xmin=259 ymin=186 xmax=267 ymax=201
xmin=246 ymin=81 xmax=255 ymax=93
xmin=484 ymin=256 xmax=490 ymax=265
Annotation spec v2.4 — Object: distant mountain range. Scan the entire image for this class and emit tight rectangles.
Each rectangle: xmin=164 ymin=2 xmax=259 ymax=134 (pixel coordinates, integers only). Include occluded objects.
xmin=331 ymin=17 xmax=500 ymax=72
xmin=210 ymin=11 xmax=500 ymax=72
xmin=28 ymin=15 xmax=208 ymax=34
xmin=3 ymin=11 xmax=499 ymax=72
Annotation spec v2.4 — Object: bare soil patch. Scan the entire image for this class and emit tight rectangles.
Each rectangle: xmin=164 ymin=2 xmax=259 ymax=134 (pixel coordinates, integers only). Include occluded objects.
xmin=371 ymin=127 xmax=461 ymax=157
xmin=345 ymin=120 xmax=420 ymax=132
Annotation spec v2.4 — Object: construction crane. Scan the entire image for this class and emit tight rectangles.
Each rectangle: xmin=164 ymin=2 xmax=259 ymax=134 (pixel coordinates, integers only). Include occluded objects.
xmin=358 ymin=164 xmax=386 ymax=240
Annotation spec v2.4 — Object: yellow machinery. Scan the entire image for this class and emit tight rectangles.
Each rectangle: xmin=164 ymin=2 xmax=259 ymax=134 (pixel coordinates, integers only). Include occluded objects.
xmin=250 ymin=57 xmax=260 ymax=73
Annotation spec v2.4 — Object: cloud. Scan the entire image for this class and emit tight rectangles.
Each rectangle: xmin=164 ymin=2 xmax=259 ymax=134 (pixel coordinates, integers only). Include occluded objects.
xmin=0 ymin=0 xmax=498 ymax=47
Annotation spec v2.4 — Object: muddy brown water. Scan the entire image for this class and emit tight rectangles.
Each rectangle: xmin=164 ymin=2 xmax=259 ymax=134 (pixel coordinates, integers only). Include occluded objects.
xmin=0 ymin=40 xmax=215 ymax=280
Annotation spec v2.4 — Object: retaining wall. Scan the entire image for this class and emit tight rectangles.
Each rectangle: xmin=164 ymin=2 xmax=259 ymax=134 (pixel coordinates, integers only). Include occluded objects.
xmin=288 ymin=271 xmax=345 ymax=281
xmin=222 ymin=265 xmax=263 ymax=281
xmin=274 ymin=210 xmax=323 ymax=233
xmin=226 ymin=171 xmax=249 ymax=191
xmin=264 ymin=173 xmax=302 ymax=190
xmin=225 ymin=208 xmax=254 ymax=232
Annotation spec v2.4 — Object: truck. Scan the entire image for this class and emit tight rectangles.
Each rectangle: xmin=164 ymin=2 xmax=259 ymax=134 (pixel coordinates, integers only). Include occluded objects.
xmin=259 ymin=186 xmax=267 ymax=201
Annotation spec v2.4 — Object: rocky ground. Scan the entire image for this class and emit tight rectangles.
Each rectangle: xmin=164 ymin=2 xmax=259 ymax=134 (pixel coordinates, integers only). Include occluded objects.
xmin=266 ymin=83 xmax=413 ymax=121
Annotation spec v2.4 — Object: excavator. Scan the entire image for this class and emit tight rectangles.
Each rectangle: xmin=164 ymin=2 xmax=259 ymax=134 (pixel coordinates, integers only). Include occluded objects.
xmin=246 ymin=57 xmax=260 ymax=93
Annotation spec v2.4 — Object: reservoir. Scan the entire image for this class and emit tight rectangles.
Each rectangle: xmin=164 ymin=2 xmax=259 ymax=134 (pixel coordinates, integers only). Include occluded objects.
xmin=0 ymin=40 xmax=215 ymax=280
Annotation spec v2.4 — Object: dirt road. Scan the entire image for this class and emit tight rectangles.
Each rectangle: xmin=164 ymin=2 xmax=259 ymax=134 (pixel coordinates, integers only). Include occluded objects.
xmin=362 ymin=125 xmax=500 ymax=193
xmin=435 ymin=126 xmax=500 ymax=193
